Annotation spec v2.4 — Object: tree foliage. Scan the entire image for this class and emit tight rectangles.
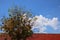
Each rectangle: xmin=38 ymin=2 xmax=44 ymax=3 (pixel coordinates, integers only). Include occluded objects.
xmin=1 ymin=7 xmax=33 ymax=40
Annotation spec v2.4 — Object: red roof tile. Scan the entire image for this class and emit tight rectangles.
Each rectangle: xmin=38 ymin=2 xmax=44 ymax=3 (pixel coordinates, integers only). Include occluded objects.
xmin=0 ymin=33 xmax=60 ymax=40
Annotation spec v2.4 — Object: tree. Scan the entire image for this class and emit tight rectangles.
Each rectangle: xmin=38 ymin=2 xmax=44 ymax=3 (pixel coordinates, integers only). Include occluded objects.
xmin=0 ymin=7 xmax=33 ymax=40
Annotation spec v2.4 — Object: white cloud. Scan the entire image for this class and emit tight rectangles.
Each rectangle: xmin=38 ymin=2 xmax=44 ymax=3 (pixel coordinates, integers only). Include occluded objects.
xmin=31 ymin=15 xmax=60 ymax=33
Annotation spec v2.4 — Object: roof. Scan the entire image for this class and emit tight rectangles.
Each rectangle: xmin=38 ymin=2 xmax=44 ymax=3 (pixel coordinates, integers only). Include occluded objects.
xmin=27 ymin=34 xmax=60 ymax=40
xmin=0 ymin=33 xmax=60 ymax=40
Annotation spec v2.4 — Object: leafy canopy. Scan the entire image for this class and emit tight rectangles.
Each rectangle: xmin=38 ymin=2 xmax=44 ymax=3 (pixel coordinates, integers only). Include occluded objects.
xmin=0 ymin=6 xmax=33 ymax=40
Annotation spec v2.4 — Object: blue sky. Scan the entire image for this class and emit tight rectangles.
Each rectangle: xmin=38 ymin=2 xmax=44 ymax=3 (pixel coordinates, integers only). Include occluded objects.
xmin=0 ymin=0 xmax=60 ymax=33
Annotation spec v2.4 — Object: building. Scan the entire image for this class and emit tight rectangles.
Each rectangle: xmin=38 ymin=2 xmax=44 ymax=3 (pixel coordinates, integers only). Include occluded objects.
xmin=0 ymin=33 xmax=60 ymax=40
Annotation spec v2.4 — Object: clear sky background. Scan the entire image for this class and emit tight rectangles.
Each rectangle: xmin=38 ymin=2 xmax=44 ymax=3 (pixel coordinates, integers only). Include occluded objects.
xmin=0 ymin=0 xmax=60 ymax=33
